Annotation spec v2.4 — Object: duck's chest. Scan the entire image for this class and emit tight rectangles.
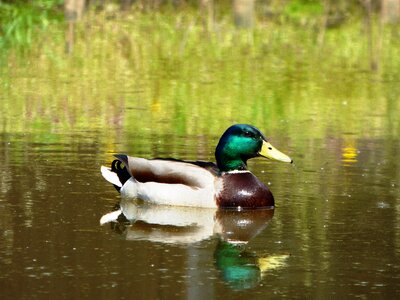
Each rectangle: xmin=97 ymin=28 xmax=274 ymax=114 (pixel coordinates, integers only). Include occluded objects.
xmin=215 ymin=172 xmax=274 ymax=208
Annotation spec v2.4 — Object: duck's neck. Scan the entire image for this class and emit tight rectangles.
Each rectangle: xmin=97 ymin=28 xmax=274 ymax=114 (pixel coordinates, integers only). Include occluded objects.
xmin=215 ymin=150 xmax=248 ymax=172
xmin=217 ymin=159 xmax=247 ymax=172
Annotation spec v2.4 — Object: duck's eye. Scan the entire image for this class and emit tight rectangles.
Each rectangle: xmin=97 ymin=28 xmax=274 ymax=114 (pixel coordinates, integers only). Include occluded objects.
xmin=243 ymin=131 xmax=254 ymax=138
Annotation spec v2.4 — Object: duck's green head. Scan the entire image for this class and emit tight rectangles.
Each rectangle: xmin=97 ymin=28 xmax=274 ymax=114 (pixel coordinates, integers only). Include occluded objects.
xmin=215 ymin=124 xmax=292 ymax=172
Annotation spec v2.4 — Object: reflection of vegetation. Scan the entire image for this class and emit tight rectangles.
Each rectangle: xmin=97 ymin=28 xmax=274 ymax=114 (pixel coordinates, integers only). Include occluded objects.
xmin=0 ymin=2 xmax=399 ymax=146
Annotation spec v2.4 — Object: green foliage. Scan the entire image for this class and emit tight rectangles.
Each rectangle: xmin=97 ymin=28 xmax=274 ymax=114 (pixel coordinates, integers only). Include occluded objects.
xmin=0 ymin=3 xmax=399 ymax=142
xmin=282 ymin=0 xmax=324 ymax=24
xmin=0 ymin=0 xmax=63 ymax=51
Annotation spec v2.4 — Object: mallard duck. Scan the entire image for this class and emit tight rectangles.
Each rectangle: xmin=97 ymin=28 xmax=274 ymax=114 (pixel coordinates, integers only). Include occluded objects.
xmin=101 ymin=124 xmax=292 ymax=209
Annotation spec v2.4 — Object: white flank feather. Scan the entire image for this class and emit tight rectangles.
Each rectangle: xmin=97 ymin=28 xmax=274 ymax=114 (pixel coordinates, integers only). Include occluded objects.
xmin=100 ymin=166 xmax=122 ymax=187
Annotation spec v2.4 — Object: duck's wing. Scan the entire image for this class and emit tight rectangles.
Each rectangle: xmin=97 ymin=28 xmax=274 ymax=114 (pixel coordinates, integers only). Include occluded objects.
xmin=115 ymin=154 xmax=219 ymax=189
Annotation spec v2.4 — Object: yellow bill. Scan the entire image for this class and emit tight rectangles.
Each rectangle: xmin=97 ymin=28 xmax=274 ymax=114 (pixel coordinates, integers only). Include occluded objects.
xmin=259 ymin=140 xmax=293 ymax=163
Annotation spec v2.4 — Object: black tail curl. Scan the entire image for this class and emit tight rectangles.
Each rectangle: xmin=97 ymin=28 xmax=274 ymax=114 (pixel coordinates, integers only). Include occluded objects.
xmin=111 ymin=159 xmax=131 ymax=192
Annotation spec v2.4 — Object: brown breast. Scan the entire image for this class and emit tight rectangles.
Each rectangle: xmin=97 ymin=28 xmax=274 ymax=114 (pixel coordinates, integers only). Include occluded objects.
xmin=216 ymin=172 xmax=274 ymax=208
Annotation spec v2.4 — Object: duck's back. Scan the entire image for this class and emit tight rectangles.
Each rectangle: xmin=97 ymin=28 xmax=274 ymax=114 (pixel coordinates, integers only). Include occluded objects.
xmin=216 ymin=172 xmax=274 ymax=208
xmin=118 ymin=155 xmax=218 ymax=189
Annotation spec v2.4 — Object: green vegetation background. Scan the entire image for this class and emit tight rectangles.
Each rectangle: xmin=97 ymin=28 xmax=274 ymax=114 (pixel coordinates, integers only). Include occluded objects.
xmin=1 ymin=0 xmax=399 ymax=145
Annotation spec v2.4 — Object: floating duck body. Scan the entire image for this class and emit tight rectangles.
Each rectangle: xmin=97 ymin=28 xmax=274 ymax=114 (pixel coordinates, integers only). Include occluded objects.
xmin=101 ymin=124 xmax=292 ymax=209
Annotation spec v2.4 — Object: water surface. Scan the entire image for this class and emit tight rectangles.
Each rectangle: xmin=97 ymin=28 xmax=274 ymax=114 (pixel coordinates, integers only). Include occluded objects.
xmin=1 ymin=48 xmax=400 ymax=299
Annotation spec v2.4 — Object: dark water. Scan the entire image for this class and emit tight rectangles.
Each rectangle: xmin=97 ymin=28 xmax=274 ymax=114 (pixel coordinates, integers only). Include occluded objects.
xmin=0 ymin=128 xmax=399 ymax=299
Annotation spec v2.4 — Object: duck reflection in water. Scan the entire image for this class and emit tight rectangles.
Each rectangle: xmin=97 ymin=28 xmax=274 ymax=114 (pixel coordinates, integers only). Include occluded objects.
xmin=101 ymin=200 xmax=289 ymax=290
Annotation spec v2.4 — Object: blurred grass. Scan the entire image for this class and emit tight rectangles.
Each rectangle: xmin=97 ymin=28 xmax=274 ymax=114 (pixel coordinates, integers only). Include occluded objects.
xmin=0 ymin=0 xmax=63 ymax=52
xmin=0 ymin=3 xmax=399 ymax=143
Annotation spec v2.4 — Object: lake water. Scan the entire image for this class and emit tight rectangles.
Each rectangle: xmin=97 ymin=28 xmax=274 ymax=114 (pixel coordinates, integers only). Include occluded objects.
xmin=1 ymin=29 xmax=400 ymax=298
